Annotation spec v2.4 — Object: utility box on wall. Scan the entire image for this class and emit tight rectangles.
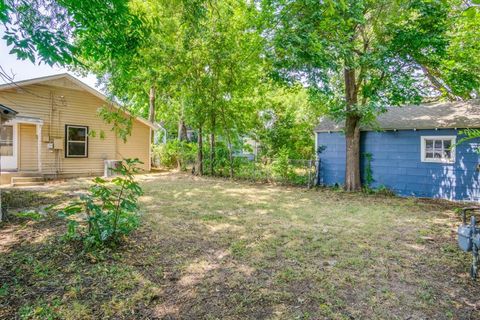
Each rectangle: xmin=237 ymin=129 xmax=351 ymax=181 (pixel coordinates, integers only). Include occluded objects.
xmin=53 ymin=138 xmax=63 ymax=150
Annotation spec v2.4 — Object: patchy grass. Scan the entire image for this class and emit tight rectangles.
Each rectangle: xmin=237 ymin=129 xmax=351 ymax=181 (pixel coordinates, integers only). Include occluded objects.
xmin=0 ymin=172 xmax=479 ymax=319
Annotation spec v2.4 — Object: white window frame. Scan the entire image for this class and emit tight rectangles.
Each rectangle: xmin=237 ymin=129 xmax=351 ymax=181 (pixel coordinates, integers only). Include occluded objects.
xmin=420 ymin=135 xmax=456 ymax=163
xmin=65 ymin=125 xmax=88 ymax=158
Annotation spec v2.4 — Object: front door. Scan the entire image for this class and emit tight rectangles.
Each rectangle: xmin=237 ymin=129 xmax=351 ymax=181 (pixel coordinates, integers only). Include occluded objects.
xmin=0 ymin=122 xmax=17 ymax=170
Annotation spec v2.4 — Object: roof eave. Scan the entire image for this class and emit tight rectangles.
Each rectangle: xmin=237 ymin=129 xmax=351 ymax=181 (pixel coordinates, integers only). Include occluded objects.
xmin=315 ymin=126 xmax=479 ymax=133
xmin=0 ymin=73 xmax=157 ymax=130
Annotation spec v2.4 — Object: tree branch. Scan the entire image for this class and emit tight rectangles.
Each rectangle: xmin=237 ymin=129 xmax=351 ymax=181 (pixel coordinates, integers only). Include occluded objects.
xmin=419 ymin=65 xmax=462 ymax=101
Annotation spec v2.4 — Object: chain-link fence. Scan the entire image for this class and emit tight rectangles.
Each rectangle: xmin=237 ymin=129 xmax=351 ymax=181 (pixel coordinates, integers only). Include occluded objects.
xmin=179 ymin=156 xmax=317 ymax=188
xmin=230 ymin=157 xmax=317 ymax=187
xmin=152 ymin=144 xmax=319 ymax=188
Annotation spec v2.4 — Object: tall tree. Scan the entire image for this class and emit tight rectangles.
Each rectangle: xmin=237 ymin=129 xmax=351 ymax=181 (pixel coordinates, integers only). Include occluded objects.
xmin=76 ymin=0 xmax=265 ymax=176
xmin=255 ymin=85 xmax=319 ymax=159
xmin=179 ymin=0 xmax=265 ymax=176
xmin=264 ymin=0 xmax=480 ymax=191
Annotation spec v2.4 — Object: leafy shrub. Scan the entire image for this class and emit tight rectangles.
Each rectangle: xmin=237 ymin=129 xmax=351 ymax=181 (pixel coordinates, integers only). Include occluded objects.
xmin=363 ymin=152 xmax=374 ymax=187
xmin=233 ymin=158 xmax=258 ymax=180
xmin=58 ymin=158 xmax=143 ymax=249
xmin=152 ymin=140 xmax=197 ymax=170
xmin=271 ymin=148 xmax=293 ymax=181
xmin=203 ymin=141 xmax=232 ymax=176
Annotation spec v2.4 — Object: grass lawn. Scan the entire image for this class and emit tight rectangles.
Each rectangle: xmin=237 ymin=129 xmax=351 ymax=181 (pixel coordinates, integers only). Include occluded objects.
xmin=0 ymin=172 xmax=479 ymax=319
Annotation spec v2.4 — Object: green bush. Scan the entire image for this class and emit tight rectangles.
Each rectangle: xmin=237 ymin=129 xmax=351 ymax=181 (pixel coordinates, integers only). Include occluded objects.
xmin=58 ymin=158 xmax=143 ymax=249
xmin=271 ymin=148 xmax=293 ymax=181
xmin=203 ymin=140 xmax=258 ymax=178
xmin=363 ymin=152 xmax=374 ymax=187
xmin=233 ymin=159 xmax=257 ymax=180
xmin=152 ymin=140 xmax=197 ymax=170
xmin=203 ymin=141 xmax=236 ymax=176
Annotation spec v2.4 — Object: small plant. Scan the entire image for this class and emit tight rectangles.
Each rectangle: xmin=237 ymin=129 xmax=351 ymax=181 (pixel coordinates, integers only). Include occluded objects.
xmin=58 ymin=158 xmax=143 ymax=249
xmin=316 ymin=144 xmax=326 ymax=156
xmin=272 ymin=147 xmax=293 ymax=181
xmin=375 ymin=185 xmax=396 ymax=197
xmin=363 ymin=152 xmax=374 ymax=187
xmin=15 ymin=210 xmax=44 ymax=221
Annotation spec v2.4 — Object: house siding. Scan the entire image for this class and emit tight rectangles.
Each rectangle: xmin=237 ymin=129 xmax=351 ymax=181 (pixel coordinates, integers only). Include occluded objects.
xmin=116 ymin=120 xmax=151 ymax=171
xmin=317 ymin=129 xmax=480 ymax=201
xmin=0 ymin=82 xmax=151 ymax=179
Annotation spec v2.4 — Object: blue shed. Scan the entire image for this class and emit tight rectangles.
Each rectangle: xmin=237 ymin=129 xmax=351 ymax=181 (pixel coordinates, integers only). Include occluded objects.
xmin=315 ymin=100 xmax=480 ymax=201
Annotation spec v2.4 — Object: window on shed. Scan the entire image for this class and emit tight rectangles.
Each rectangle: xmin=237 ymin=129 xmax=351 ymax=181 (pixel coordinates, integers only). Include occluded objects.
xmin=65 ymin=125 xmax=88 ymax=158
xmin=421 ymin=136 xmax=455 ymax=163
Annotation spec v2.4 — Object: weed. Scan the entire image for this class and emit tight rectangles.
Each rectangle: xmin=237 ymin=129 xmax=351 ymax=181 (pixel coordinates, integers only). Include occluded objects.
xmin=58 ymin=158 xmax=143 ymax=249
xmin=15 ymin=210 xmax=44 ymax=221
xmin=230 ymin=240 xmax=248 ymax=258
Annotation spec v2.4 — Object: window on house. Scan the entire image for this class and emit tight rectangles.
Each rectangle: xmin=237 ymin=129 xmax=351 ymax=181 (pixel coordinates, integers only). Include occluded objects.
xmin=65 ymin=125 xmax=88 ymax=157
xmin=421 ymin=136 xmax=455 ymax=163
xmin=0 ymin=125 xmax=13 ymax=156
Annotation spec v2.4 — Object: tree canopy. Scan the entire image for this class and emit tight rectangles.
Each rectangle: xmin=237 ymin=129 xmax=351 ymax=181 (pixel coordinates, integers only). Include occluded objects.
xmin=2 ymin=0 xmax=480 ymax=184
xmin=1 ymin=0 xmax=146 ymax=66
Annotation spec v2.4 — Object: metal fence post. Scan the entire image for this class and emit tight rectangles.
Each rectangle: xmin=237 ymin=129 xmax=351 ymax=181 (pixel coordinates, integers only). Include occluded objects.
xmin=308 ymin=160 xmax=312 ymax=189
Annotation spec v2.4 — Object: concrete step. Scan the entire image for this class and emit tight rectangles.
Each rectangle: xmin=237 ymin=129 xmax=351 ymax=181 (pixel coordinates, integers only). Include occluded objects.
xmin=12 ymin=181 xmax=46 ymax=187
xmin=11 ymin=176 xmax=45 ymax=187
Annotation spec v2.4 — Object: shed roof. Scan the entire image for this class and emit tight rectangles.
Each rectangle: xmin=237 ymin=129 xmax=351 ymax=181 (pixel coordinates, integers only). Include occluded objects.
xmin=315 ymin=100 xmax=480 ymax=132
xmin=0 ymin=73 xmax=158 ymax=130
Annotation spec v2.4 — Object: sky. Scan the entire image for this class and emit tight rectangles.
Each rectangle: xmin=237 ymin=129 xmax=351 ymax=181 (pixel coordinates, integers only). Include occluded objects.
xmin=0 ymin=30 xmax=99 ymax=90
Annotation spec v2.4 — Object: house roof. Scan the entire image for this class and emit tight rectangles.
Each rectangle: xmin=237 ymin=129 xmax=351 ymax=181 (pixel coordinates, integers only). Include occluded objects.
xmin=314 ymin=100 xmax=480 ymax=132
xmin=0 ymin=73 xmax=158 ymax=130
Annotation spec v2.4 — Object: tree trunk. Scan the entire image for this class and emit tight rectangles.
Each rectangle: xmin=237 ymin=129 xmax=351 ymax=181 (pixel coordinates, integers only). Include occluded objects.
xmin=209 ymin=115 xmax=216 ymax=176
xmin=344 ymin=114 xmax=361 ymax=191
xmin=197 ymin=126 xmax=203 ymax=176
xmin=344 ymin=68 xmax=362 ymax=191
xmin=228 ymin=144 xmax=234 ymax=179
xmin=177 ymin=118 xmax=188 ymax=170
xmin=224 ymin=133 xmax=234 ymax=179
xmin=178 ymin=119 xmax=188 ymax=141
xmin=148 ymin=85 xmax=156 ymax=123
xmin=210 ymin=132 xmax=215 ymax=176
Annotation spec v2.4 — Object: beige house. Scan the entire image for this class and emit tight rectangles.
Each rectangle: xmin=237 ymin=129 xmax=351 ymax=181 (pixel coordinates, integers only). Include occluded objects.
xmin=0 ymin=73 xmax=156 ymax=185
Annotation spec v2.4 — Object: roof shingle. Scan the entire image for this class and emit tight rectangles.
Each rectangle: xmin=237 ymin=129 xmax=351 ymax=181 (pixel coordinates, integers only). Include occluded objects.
xmin=314 ymin=100 xmax=480 ymax=132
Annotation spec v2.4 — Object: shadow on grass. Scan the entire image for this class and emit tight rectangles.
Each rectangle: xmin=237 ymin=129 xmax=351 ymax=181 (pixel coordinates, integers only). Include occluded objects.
xmin=1 ymin=172 xmax=480 ymax=319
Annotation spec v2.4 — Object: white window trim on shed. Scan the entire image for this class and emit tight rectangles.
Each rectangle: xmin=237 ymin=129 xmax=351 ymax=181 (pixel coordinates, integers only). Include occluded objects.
xmin=420 ymin=135 xmax=456 ymax=164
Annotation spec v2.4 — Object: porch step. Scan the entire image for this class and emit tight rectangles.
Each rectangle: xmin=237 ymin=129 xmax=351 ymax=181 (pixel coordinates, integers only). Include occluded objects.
xmin=11 ymin=176 xmax=45 ymax=187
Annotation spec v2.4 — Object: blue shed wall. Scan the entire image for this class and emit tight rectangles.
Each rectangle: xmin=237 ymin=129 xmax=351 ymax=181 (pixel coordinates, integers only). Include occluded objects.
xmin=317 ymin=129 xmax=480 ymax=201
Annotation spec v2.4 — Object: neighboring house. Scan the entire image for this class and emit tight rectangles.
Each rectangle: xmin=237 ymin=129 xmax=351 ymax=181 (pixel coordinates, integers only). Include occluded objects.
xmin=153 ymin=121 xmax=168 ymax=145
xmin=234 ymin=136 xmax=261 ymax=161
xmin=0 ymin=73 xmax=156 ymax=185
xmin=315 ymin=100 xmax=480 ymax=201
xmin=153 ymin=124 xmax=196 ymax=145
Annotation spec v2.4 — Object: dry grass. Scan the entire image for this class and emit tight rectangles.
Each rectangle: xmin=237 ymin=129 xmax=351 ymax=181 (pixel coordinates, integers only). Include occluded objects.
xmin=0 ymin=172 xmax=479 ymax=319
